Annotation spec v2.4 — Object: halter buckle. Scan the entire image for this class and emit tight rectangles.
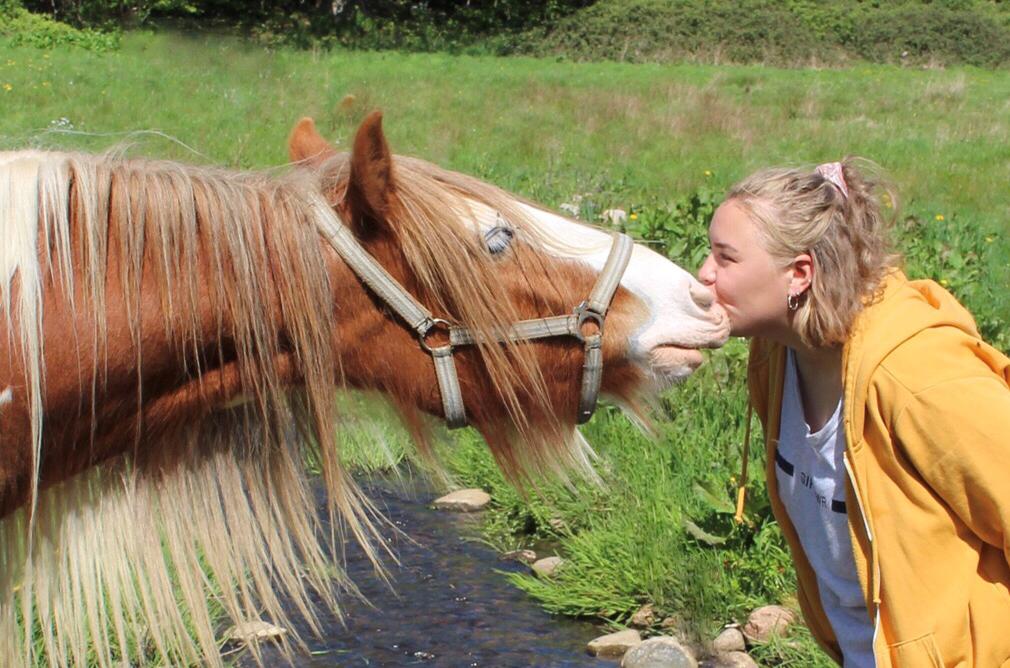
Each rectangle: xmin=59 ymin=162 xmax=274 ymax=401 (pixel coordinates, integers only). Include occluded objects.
xmin=573 ymin=301 xmax=605 ymax=342
xmin=418 ymin=318 xmax=454 ymax=354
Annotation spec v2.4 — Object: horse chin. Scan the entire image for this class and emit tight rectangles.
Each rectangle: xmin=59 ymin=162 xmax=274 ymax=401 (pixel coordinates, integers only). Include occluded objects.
xmin=646 ymin=345 xmax=705 ymax=391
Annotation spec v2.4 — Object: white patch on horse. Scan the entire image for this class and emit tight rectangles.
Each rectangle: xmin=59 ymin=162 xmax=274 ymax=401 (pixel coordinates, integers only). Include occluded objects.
xmin=465 ymin=198 xmax=730 ymax=381
xmin=1 ymin=150 xmax=74 ymax=516
xmin=0 ymin=387 xmax=12 ymax=411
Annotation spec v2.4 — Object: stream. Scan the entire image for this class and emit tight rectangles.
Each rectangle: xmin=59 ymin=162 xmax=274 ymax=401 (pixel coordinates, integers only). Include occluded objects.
xmin=236 ymin=470 xmax=615 ymax=667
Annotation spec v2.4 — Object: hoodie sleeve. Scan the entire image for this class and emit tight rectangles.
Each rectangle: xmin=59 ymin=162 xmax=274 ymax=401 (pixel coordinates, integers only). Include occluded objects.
xmin=891 ymin=348 xmax=1010 ymax=564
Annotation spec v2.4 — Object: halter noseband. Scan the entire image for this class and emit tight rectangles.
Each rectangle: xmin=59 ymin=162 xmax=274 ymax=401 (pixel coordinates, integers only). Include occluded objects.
xmin=310 ymin=196 xmax=634 ymax=429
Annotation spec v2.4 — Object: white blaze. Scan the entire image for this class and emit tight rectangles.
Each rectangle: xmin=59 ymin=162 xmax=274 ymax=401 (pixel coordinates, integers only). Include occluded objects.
xmin=467 ymin=199 xmax=730 ymax=389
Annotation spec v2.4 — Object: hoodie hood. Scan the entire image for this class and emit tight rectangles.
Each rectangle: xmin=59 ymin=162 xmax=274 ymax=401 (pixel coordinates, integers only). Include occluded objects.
xmin=842 ymin=270 xmax=997 ymax=439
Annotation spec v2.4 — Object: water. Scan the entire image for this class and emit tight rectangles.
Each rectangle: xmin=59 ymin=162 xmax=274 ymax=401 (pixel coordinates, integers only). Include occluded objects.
xmin=236 ymin=471 xmax=613 ymax=667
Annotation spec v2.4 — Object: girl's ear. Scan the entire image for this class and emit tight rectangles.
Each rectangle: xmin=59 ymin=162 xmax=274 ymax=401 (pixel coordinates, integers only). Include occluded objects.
xmin=789 ymin=252 xmax=814 ymax=296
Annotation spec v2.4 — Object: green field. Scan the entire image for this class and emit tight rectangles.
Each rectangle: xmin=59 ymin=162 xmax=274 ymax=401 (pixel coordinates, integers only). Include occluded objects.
xmin=2 ymin=29 xmax=1007 ymax=666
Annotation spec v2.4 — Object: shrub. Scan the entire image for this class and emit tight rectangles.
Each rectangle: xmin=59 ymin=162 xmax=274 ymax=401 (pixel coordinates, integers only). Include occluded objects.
xmin=849 ymin=6 xmax=1010 ymax=68
xmin=0 ymin=5 xmax=119 ymax=50
xmin=21 ymin=0 xmax=194 ymax=28
xmin=529 ymin=0 xmax=824 ymax=64
xmin=524 ymin=0 xmax=1010 ymax=68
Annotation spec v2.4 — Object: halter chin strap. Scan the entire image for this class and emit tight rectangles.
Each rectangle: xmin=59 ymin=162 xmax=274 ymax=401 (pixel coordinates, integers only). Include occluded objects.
xmin=310 ymin=196 xmax=634 ymax=429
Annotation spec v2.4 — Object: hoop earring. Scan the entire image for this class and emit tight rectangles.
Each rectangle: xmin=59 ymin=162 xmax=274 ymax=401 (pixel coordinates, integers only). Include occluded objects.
xmin=787 ymin=293 xmax=801 ymax=311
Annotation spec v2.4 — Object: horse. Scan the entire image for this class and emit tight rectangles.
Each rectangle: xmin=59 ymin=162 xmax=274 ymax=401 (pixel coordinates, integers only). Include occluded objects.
xmin=0 ymin=111 xmax=730 ymax=667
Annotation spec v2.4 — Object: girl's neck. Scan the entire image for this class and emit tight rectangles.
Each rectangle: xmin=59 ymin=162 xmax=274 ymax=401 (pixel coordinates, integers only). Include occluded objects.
xmin=791 ymin=343 xmax=843 ymax=378
xmin=788 ymin=341 xmax=844 ymax=434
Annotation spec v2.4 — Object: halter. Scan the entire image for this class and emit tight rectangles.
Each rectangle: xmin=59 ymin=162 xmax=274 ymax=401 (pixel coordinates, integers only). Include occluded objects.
xmin=310 ymin=196 xmax=634 ymax=429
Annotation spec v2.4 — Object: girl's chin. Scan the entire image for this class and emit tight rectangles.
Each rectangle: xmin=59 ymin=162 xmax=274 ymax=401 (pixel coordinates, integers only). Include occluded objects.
xmin=728 ymin=320 xmax=761 ymax=340
xmin=723 ymin=313 xmax=747 ymax=338
xmin=715 ymin=304 xmax=756 ymax=339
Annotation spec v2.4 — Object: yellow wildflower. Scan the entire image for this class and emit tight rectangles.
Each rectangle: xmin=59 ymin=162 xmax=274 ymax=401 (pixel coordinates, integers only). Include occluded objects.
xmin=42 ymin=81 xmax=49 ymax=87
xmin=629 ymin=213 xmax=638 ymax=221
xmin=940 ymin=278 xmax=950 ymax=287
xmin=986 ymin=236 xmax=995 ymax=244
xmin=935 ymin=214 xmax=945 ymax=221
xmin=2 ymin=83 xmax=11 ymax=92
xmin=704 ymin=169 xmax=713 ymax=177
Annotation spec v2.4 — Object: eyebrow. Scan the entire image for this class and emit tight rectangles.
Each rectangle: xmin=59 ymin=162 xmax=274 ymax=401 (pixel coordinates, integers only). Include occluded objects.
xmin=713 ymin=241 xmax=739 ymax=253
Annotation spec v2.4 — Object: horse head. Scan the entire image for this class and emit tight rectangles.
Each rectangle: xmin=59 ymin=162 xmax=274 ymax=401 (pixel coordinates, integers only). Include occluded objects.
xmin=289 ymin=112 xmax=730 ymax=478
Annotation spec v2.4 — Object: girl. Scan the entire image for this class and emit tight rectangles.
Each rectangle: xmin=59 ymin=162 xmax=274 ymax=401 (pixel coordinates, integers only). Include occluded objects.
xmin=698 ymin=160 xmax=1010 ymax=667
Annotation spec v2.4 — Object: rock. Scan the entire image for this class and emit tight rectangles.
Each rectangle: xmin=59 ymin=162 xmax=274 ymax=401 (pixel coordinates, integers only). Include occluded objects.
xmin=432 ymin=489 xmax=490 ymax=512
xmin=559 ymin=202 xmax=580 ymax=217
xmin=587 ymin=629 xmax=642 ymax=658
xmin=500 ymin=549 xmax=537 ymax=564
xmin=621 ymin=635 xmax=697 ymax=668
xmin=700 ymin=651 xmax=758 ymax=668
xmin=630 ymin=603 xmax=656 ymax=627
xmin=743 ymin=605 xmax=795 ymax=643
xmin=602 ymin=208 xmax=628 ymax=225
xmin=712 ymin=626 xmax=746 ymax=653
xmin=658 ymin=614 xmax=682 ymax=630
xmin=531 ymin=556 xmax=564 ymax=577
xmin=224 ymin=620 xmax=287 ymax=643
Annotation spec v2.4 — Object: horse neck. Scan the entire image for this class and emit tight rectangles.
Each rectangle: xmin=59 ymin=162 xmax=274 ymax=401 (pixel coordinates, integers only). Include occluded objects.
xmin=6 ymin=168 xmax=366 ymax=513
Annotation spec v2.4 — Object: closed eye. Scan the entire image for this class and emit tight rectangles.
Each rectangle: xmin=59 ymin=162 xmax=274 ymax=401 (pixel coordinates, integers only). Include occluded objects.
xmin=484 ymin=218 xmax=514 ymax=256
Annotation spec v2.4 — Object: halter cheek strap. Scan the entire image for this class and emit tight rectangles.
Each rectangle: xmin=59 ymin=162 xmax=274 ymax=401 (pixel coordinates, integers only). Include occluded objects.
xmin=310 ymin=195 xmax=634 ymax=428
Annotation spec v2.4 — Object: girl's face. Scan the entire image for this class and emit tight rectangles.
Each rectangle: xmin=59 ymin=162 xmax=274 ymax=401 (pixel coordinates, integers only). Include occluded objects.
xmin=698 ymin=199 xmax=797 ymax=340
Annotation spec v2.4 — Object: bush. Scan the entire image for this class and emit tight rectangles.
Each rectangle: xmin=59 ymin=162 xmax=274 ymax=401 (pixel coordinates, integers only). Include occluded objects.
xmin=0 ymin=4 xmax=119 ymax=50
xmin=21 ymin=0 xmax=194 ymax=28
xmin=524 ymin=0 xmax=1010 ymax=68
xmin=14 ymin=0 xmax=1010 ymax=68
xmin=18 ymin=0 xmax=592 ymax=52
xmin=528 ymin=0 xmax=824 ymax=64
xmin=851 ymin=6 xmax=1010 ymax=68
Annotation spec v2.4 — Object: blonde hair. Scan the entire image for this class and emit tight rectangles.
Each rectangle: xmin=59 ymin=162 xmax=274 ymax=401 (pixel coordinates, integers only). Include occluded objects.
xmin=728 ymin=157 xmax=901 ymax=347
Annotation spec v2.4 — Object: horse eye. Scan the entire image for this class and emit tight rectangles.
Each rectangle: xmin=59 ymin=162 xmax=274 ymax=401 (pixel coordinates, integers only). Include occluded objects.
xmin=484 ymin=223 xmax=514 ymax=256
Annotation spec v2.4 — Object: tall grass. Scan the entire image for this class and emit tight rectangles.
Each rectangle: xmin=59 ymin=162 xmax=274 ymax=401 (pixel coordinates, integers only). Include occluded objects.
xmin=1 ymin=30 xmax=1006 ymax=666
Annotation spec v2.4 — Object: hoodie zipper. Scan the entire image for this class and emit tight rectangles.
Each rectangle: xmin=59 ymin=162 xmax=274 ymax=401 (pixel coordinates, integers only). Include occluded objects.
xmin=844 ymin=452 xmax=882 ymax=661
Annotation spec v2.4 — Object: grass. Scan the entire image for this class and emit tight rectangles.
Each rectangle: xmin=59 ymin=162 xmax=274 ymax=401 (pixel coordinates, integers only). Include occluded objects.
xmin=1 ymin=30 xmax=1007 ymax=666
xmin=2 ymin=32 xmax=1009 ymax=223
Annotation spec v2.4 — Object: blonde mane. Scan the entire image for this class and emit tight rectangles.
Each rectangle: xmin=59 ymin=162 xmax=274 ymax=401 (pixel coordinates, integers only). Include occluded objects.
xmin=0 ymin=148 xmax=599 ymax=667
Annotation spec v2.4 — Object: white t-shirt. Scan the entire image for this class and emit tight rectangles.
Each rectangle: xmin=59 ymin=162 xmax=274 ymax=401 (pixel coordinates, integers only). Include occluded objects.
xmin=777 ymin=348 xmax=875 ymax=668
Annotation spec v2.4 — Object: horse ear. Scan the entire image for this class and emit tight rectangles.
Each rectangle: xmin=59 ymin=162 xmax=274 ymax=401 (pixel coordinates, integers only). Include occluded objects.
xmin=344 ymin=110 xmax=396 ymax=224
xmin=288 ymin=117 xmax=337 ymax=166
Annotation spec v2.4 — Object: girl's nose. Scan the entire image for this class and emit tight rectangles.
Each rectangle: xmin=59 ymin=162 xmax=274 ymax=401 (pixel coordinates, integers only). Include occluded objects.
xmin=697 ymin=254 xmax=716 ymax=286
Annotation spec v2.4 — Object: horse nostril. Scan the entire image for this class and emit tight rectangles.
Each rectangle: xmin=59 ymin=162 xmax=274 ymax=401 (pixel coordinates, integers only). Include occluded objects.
xmin=690 ymin=282 xmax=715 ymax=309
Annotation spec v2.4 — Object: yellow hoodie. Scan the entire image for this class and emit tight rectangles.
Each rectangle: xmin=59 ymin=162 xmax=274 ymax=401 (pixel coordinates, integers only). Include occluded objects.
xmin=747 ymin=272 xmax=1010 ymax=667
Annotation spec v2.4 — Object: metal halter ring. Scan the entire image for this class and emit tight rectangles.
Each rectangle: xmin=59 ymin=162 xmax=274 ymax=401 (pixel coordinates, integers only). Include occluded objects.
xmin=573 ymin=301 xmax=605 ymax=342
xmin=418 ymin=318 xmax=454 ymax=353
